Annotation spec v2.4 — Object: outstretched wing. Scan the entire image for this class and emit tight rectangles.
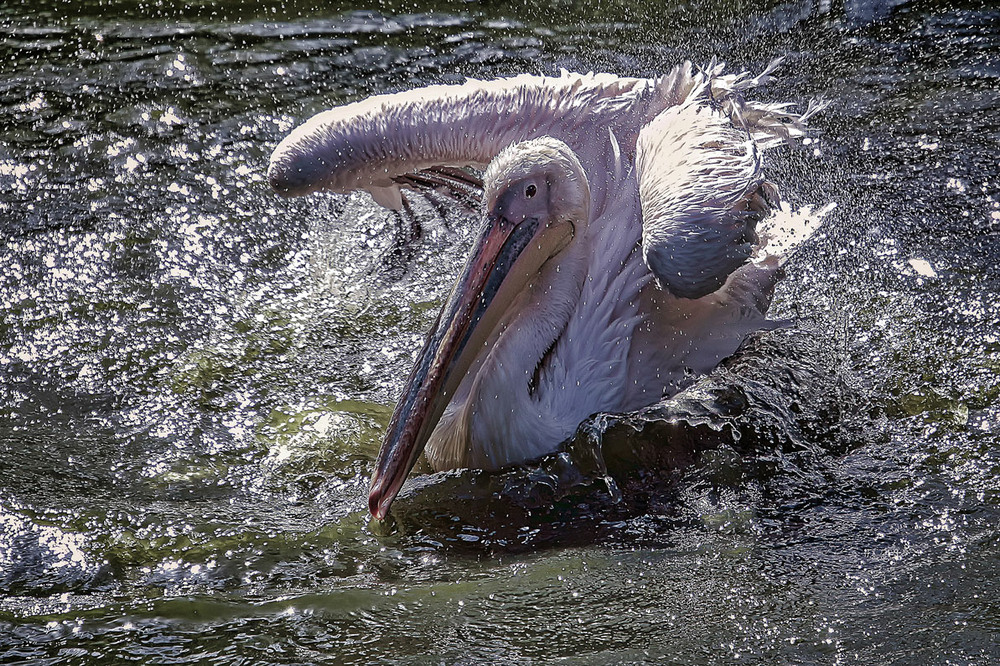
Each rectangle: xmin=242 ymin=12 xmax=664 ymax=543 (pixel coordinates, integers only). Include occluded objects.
xmin=267 ymin=72 xmax=651 ymax=211
xmin=637 ymin=61 xmax=825 ymax=299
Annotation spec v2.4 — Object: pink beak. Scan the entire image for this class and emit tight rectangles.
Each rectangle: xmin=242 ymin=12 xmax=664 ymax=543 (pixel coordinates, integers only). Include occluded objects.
xmin=368 ymin=212 xmax=543 ymax=520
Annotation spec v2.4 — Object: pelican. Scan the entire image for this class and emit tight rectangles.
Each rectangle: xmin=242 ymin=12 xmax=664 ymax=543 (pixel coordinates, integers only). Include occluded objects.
xmin=268 ymin=60 xmax=826 ymax=520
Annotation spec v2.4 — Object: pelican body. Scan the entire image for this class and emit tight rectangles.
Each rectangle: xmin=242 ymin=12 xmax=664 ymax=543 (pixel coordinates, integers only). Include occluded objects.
xmin=268 ymin=61 xmax=826 ymax=520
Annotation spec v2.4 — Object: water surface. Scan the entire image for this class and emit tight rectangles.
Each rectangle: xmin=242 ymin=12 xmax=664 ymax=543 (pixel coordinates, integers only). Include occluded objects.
xmin=2 ymin=0 xmax=999 ymax=663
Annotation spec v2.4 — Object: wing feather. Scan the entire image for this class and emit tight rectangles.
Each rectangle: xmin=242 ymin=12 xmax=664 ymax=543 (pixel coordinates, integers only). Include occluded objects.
xmin=393 ymin=166 xmax=483 ymax=215
xmin=638 ymin=61 xmax=825 ymax=299
xmin=267 ymin=72 xmax=651 ymax=208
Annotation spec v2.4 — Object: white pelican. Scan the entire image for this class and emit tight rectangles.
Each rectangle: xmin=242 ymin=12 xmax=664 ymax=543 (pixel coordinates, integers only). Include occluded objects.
xmin=268 ymin=60 xmax=826 ymax=520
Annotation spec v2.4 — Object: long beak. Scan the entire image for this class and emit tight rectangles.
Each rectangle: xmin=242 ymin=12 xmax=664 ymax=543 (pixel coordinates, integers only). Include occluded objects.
xmin=368 ymin=212 xmax=571 ymax=520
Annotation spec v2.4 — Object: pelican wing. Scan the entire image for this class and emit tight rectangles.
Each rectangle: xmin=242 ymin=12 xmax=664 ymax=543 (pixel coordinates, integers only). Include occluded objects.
xmin=637 ymin=61 xmax=825 ymax=299
xmin=268 ymin=72 xmax=651 ymax=210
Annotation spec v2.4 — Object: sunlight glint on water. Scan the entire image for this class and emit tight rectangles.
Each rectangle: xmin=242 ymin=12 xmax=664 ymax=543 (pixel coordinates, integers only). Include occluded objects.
xmin=2 ymin=0 xmax=999 ymax=663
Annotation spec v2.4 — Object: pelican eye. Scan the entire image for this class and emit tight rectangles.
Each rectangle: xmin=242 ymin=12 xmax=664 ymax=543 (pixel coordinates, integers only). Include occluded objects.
xmin=525 ymin=183 xmax=537 ymax=198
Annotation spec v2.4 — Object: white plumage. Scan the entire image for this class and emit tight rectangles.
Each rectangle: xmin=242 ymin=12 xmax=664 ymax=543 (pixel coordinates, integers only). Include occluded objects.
xmin=268 ymin=60 xmax=828 ymax=519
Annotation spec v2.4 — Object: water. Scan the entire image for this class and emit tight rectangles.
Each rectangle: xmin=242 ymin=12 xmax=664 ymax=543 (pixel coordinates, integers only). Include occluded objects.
xmin=2 ymin=0 xmax=999 ymax=663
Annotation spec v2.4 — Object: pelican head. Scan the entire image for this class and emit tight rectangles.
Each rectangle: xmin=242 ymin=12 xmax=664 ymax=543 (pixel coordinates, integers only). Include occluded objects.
xmin=368 ymin=137 xmax=590 ymax=520
xmin=483 ymin=137 xmax=590 ymax=230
